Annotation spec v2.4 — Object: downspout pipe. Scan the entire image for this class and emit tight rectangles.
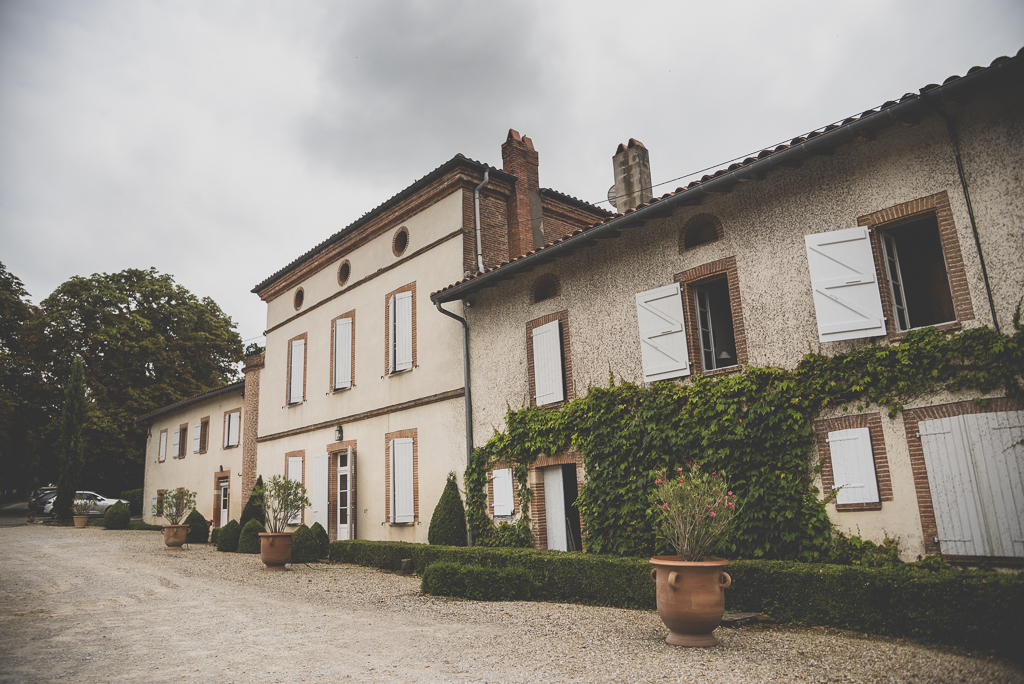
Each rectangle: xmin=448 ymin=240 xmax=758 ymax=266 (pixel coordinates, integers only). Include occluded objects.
xmin=929 ymin=101 xmax=1001 ymax=334
xmin=434 ymin=300 xmax=475 ymax=546
xmin=474 ymin=170 xmax=490 ymax=272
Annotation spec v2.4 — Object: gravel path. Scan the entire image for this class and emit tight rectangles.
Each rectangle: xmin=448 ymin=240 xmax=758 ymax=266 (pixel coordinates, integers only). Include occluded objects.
xmin=0 ymin=524 xmax=1020 ymax=683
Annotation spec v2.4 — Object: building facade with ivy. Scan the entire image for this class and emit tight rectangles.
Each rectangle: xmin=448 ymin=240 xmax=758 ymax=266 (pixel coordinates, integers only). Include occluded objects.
xmin=432 ymin=50 xmax=1024 ymax=563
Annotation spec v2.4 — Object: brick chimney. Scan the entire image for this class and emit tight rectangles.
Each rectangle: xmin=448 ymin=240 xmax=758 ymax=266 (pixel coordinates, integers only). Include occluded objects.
xmin=502 ymin=129 xmax=544 ymax=257
xmin=611 ymin=138 xmax=653 ymax=213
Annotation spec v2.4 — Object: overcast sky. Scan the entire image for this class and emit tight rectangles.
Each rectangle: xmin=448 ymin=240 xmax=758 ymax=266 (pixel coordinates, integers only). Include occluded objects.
xmin=1 ymin=1 xmax=1022 ymax=348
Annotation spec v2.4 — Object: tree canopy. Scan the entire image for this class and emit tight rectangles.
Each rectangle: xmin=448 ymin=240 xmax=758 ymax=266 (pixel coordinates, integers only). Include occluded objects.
xmin=21 ymin=267 xmax=243 ymax=494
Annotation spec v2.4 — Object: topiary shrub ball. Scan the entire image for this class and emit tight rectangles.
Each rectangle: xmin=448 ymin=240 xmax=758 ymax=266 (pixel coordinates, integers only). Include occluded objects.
xmin=428 ymin=471 xmax=468 ymax=546
xmin=237 ymin=519 xmax=264 ymax=554
xmin=216 ymin=519 xmax=241 ymax=552
xmin=239 ymin=475 xmax=265 ymax=529
xmin=310 ymin=521 xmax=330 ymax=558
xmin=290 ymin=524 xmax=319 ymax=564
xmin=210 ymin=527 xmax=221 ymax=545
xmin=184 ymin=509 xmax=210 ymax=543
xmin=102 ymin=501 xmax=130 ymax=530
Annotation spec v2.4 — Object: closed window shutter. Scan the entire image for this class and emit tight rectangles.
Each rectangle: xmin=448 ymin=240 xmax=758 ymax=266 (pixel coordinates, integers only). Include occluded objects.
xmin=310 ymin=452 xmax=329 ymax=530
xmin=151 ymin=495 xmax=158 ymax=515
xmin=390 ymin=438 xmax=415 ymax=523
xmin=172 ymin=429 xmax=180 ymax=459
xmin=158 ymin=432 xmax=167 ymax=462
xmin=289 ymin=339 xmax=305 ymax=403
xmin=532 ymin=320 xmax=564 ymax=405
xmin=805 ymin=227 xmax=886 ymax=343
xmin=636 ymin=283 xmax=690 ymax=381
xmin=828 ymin=427 xmax=880 ymax=504
xmin=395 ymin=292 xmax=413 ymax=372
xmin=493 ymin=468 xmax=514 ymax=516
xmin=227 ymin=412 xmax=240 ymax=447
xmin=193 ymin=422 xmax=201 ymax=453
xmin=334 ymin=317 xmax=353 ymax=389
xmin=287 ymin=455 xmax=303 ymax=524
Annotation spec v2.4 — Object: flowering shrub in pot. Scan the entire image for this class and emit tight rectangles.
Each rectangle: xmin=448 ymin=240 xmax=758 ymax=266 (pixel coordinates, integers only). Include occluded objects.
xmin=649 ymin=462 xmax=738 ymax=647
xmin=153 ymin=487 xmax=196 ymax=549
xmin=256 ymin=475 xmax=310 ymax=570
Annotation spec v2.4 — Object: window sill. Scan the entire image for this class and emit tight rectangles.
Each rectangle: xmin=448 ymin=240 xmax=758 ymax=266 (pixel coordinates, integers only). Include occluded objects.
xmin=223 ymin=444 xmax=239 ymax=450
xmin=700 ymin=364 xmax=742 ymax=379
xmin=388 ymin=521 xmax=415 ymax=526
xmin=834 ymin=502 xmax=883 ymax=512
xmin=332 ymin=385 xmax=353 ymax=393
xmin=889 ymin=320 xmax=960 ymax=341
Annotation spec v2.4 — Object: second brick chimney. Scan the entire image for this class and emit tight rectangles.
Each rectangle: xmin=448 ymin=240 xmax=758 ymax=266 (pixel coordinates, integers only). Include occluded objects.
xmin=502 ymin=129 xmax=544 ymax=258
xmin=611 ymin=138 xmax=653 ymax=213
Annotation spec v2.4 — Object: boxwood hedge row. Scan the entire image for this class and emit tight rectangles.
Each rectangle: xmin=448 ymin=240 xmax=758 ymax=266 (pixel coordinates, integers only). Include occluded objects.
xmin=328 ymin=540 xmax=1024 ymax=656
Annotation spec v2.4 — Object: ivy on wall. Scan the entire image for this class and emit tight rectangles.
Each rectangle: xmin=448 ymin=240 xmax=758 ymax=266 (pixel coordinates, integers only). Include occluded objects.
xmin=466 ymin=312 xmax=1023 ymax=561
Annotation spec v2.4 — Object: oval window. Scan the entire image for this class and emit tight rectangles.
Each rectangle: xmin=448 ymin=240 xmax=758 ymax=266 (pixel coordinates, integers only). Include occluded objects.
xmin=338 ymin=260 xmax=351 ymax=287
xmin=393 ymin=227 xmax=409 ymax=257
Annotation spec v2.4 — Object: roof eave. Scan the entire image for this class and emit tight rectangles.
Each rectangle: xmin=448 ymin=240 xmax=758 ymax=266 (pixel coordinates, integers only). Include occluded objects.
xmin=135 ymin=380 xmax=246 ymax=426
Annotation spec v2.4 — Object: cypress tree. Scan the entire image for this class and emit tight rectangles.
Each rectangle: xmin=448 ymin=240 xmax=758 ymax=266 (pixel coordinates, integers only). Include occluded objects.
xmin=428 ymin=472 xmax=468 ymax=546
xmin=239 ymin=475 xmax=265 ymax=528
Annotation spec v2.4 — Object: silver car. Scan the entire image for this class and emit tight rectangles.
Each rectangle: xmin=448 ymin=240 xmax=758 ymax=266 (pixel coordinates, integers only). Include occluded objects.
xmin=44 ymin=491 xmax=130 ymax=517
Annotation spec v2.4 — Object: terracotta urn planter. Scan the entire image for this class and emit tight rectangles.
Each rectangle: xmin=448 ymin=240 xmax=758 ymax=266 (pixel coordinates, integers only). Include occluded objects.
xmin=162 ymin=524 xmax=189 ymax=549
xmin=649 ymin=556 xmax=731 ymax=647
xmin=259 ymin=532 xmax=293 ymax=570
xmin=73 ymin=515 xmax=89 ymax=528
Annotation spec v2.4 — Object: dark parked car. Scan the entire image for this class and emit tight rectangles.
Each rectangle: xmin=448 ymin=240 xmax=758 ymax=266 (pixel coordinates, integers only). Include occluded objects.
xmin=43 ymin=491 xmax=130 ymax=517
xmin=28 ymin=487 xmax=56 ymax=514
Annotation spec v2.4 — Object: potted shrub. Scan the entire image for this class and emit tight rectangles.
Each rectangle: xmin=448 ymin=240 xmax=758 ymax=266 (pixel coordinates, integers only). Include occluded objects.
xmin=153 ymin=487 xmax=196 ymax=549
xmin=256 ymin=475 xmax=310 ymax=570
xmin=649 ymin=462 xmax=737 ymax=647
xmin=72 ymin=499 xmax=92 ymax=528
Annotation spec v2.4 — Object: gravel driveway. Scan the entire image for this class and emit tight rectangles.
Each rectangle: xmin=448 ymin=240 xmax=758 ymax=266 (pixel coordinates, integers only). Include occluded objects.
xmin=0 ymin=524 xmax=1020 ymax=684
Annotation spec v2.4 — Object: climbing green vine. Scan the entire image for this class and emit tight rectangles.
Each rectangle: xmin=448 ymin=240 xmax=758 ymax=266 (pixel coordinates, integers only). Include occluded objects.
xmin=466 ymin=312 xmax=1023 ymax=561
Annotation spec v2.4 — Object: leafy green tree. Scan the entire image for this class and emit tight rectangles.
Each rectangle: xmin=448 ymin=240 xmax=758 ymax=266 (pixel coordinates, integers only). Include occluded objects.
xmin=26 ymin=268 xmax=243 ymax=494
xmin=54 ymin=357 xmax=89 ymax=519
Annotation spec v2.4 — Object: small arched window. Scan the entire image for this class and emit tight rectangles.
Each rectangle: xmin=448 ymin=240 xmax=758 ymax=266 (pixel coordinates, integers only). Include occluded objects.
xmin=680 ymin=214 xmax=724 ymax=252
xmin=532 ymin=274 xmax=560 ymax=304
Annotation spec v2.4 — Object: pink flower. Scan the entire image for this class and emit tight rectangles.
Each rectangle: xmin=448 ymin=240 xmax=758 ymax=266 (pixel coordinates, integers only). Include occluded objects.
xmin=662 ymin=503 xmax=668 ymax=510
xmin=728 ymin=491 xmax=733 ymax=496
xmin=709 ymin=511 xmax=716 ymax=517
xmin=676 ymin=467 xmax=683 ymax=472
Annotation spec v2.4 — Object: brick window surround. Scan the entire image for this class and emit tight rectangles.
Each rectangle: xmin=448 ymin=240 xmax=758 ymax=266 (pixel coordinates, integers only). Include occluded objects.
xmin=222 ymin=408 xmax=241 ymax=448
xmin=528 ymin=452 xmax=584 ymax=551
xmin=286 ymin=332 xmax=308 ymax=405
xmin=487 ymin=461 xmax=521 ymax=518
xmin=177 ymin=423 xmax=188 ymax=459
xmin=212 ymin=470 xmax=230 ymax=528
xmin=383 ymin=282 xmax=417 ymax=375
xmin=155 ymin=489 xmax=165 ymax=517
xmin=198 ymin=416 xmax=210 ymax=454
xmin=674 ymin=256 xmax=748 ymax=375
xmin=392 ymin=226 xmax=410 ymax=257
xmin=526 ymin=310 xmax=574 ymax=407
xmin=384 ymin=429 xmax=418 ymax=524
xmin=329 ymin=310 xmax=356 ymax=392
xmin=903 ymin=397 xmax=1022 ymax=557
xmin=337 ymin=259 xmax=352 ymax=287
xmin=293 ymin=287 xmax=305 ymax=311
xmin=859 ymin=190 xmax=974 ymax=340
xmin=285 ymin=449 xmax=305 ymax=525
xmin=814 ymin=413 xmax=893 ymax=512
xmin=326 ymin=440 xmax=357 ymax=542
xmin=679 ymin=213 xmax=724 ymax=253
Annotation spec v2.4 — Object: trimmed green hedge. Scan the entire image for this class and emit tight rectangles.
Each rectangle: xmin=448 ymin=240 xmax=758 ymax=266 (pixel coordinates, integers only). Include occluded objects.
xmin=328 ymin=540 xmax=1024 ymax=656
xmin=120 ymin=489 xmax=143 ymax=517
xmin=423 ymin=562 xmax=533 ymax=601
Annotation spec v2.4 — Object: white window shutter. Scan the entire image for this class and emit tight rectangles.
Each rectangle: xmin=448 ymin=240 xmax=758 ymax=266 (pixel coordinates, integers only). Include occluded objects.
xmin=287 ymin=455 xmax=303 ymax=524
xmin=636 ymin=283 xmax=690 ymax=382
xmin=289 ymin=339 xmax=305 ymax=403
xmin=493 ymin=468 xmax=514 ymax=516
xmin=172 ymin=428 xmax=180 ymax=459
xmin=334 ymin=317 xmax=353 ymax=389
xmin=151 ymin=495 xmax=158 ymax=514
xmin=158 ymin=432 xmax=167 ymax=462
xmin=805 ymin=227 xmax=886 ymax=343
xmin=391 ymin=438 xmax=415 ymax=523
xmin=532 ymin=319 xmax=564 ymax=405
xmin=310 ymin=452 xmax=329 ymax=530
xmin=395 ymin=291 xmax=413 ymax=372
xmin=193 ymin=422 xmax=201 ymax=453
xmin=828 ymin=427 xmax=880 ymax=505
xmin=388 ymin=296 xmax=396 ymax=373
xmin=225 ymin=412 xmax=239 ymax=447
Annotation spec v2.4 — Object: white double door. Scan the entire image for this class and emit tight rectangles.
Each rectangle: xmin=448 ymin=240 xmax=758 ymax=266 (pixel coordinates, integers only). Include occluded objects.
xmin=543 ymin=465 xmax=579 ymax=552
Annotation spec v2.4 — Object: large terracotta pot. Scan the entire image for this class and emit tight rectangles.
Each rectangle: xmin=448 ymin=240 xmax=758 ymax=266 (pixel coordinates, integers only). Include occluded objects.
xmin=259 ymin=532 xmax=293 ymax=570
xmin=649 ymin=556 xmax=731 ymax=647
xmin=73 ymin=515 xmax=89 ymax=528
xmin=162 ymin=524 xmax=189 ymax=549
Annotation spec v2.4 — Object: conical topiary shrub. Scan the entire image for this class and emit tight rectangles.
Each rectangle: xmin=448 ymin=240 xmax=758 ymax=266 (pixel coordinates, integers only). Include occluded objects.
xmin=238 ymin=518 xmax=263 ymax=553
xmin=102 ymin=501 xmax=130 ymax=530
xmin=428 ymin=471 xmax=468 ymax=546
xmin=184 ymin=509 xmax=210 ymax=543
xmin=290 ymin=524 xmax=318 ymax=563
xmin=310 ymin=521 xmax=330 ymax=559
xmin=216 ymin=519 xmax=241 ymax=552
xmin=239 ymin=475 xmax=265 ymax=529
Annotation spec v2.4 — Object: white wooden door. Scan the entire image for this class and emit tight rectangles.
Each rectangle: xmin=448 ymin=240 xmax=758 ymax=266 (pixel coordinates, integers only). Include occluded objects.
xmin=218 ymin=477 xmax=229 ymax=528
xmin=543 ymin=466 xmax=567 ymax=552
xmin=338 ymin=447 xmax=351 ymax=540
xmin=310 ymin=453 xmax=329 ymax=530
xmin=287 ymin=456 xmax=303 ymax=525
xmin=920 ymin=410 xmax=1024 ymax=557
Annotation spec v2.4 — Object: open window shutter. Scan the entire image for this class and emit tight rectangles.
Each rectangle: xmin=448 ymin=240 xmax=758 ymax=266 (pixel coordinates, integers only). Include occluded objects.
xmin=395 ymin=292 xmax=413 ymax=372
xmin=193 ymin=422 xmax=201 ymax=453
xmin=388 ymin=296 xmax=397 ymax=373
xmin=828 ymin=427 xmax=880 ymax=505
xmin=532 ymin=320 xmax=564 ymax=405
xmin=229 ymin=413 xmax=240 ymax=447
xmin=151 ymin=495 xmax=158 ymax=515
xmin=310 ymin=452 xmax=329 ymax=530
xmin=348 ymin=446 xmax=357 ymax=540
xmin=391 ymin=438 xmax=414 ymax=523
xmin=334 ymin=317 xmax=353 ymax=389
xmin=289 ymin=339 xmax=305 ymax=403
xmin=493 ymin=468 xmax=514 ymax=516
xmin=636 ymin=283 xmax=690 ymax=381
xmin=158 ymin=432 xmax=167 ymax=462
xmin=805 ymin=227 xmax=886 ymax=343
xmin=287 ymin=455 xmax=303 ymax=524
xmin=172 ymin=429 xmax=180 ymax=459
xmin=223 ymin=414 xmax=230 ymax=447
